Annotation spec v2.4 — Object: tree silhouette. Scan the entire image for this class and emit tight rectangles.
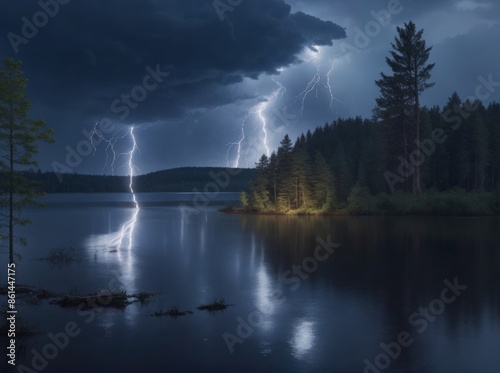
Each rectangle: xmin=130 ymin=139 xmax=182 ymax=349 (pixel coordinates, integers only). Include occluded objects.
xmin=0 ymin=58 xmax=54 ymax=264
xmin=376 ymin=21 xmax=435 ymax=196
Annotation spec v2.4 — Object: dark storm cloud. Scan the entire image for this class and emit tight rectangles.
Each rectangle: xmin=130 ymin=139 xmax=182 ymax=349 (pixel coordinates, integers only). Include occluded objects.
xmin=1 ymin=0 xmax=498 ymax=174
xmin=284 ymin=0 xmax=500 ymax=118
xmin=0 ymin=0 xmax=346 ymax=125
xmin=287 ymin=0 xmax=461 ymax=20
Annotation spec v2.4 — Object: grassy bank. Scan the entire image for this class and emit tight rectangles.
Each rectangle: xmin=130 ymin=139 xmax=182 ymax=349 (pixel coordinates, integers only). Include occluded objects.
xmin=226 ymin=189 xmax=500 ymax=216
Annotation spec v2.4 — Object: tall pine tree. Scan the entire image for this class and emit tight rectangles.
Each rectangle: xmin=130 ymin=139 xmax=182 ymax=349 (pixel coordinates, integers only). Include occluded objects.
xmin=375 ymin=21 xmax=435 ymax=196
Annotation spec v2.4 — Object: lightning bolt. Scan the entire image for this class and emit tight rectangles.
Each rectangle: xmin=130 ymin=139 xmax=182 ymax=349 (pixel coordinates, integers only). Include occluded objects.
xmin=294 ymin=64 xmax=322 ymax=118
xmin=228 ymin=79 xmax=286 ymax=167
xmin=244 ymin=120 xmax=263 ymax=167
xmin=256 ymin=102 xmax=270 ymax=157
xmin=109 ymin=127 xmax=139 ymax=252
xmin=90 ymin=122 xmax=131 ymax=175
xmin=285 ymin=49 xmax=348 ymax=120
xmin=324 ymin=59 xmax=350 ymax=117
xmin=325 ymin=59 xmax=336 ymax=109
xmin=226 ymin=45 xmax=348 ymax=167
xmin=89 ymin=125 xmax=140 ymax=252
xmin=226 ymin=112 xmax=250 ymax=168
xmin=255 ymin=83 xmax=288 ymax=160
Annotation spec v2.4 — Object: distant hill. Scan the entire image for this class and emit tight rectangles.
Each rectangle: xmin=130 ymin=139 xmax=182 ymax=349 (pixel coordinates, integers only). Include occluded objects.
xmin=23 ymin=167 xmax=256 ymax=193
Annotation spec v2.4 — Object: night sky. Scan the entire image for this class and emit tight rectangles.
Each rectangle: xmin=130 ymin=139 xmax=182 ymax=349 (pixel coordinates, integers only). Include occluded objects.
xmin=2 ymin=0 xmax=499 ymax=175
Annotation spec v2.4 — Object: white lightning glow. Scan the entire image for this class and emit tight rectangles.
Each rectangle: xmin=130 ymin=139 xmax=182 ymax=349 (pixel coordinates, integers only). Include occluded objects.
xmin=255 ymin=79 xmax=288 ymax=159
xmin=271 ymin=78 xmax=287 ymax=99
xmin=325 ymin=60 xmax=336 ymax=109
xmin=92 ymin=126 xmax=140 ymax=252
xmin=295 ymin=64 xmax=322 ymax=118
xmin=90 ymin=122 xmax=131 ymax=175
xmin=304 ymin=45 xmax=321 ymax=62
xmin=244 ymin=122 xmax=261 ymax=166
xmin=324 ymin=59 xmax=349 ymax=116
xmin=227 ymin=45 xmax=348 ymax=167
xmin=226 ymin=112 xmax=250 ymax=168
xmin=286 ymin=49 xmax=349 ymax=120
xmin=257 ymin=102 xmax=270 ymax=157
xmin=227 ymin=79 xmax=287 ymax=167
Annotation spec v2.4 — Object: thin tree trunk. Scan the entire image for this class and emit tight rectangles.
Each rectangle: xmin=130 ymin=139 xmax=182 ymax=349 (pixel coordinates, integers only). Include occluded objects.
xmin=403 ymin=119 xmax=409 ymax=192
xmin=273 ymin=174 xmax=277 ymax=206
xmin=9 ymin=113 xmax=14 ymax=265
xmin=295 ymin=174 xmax=299 ymax=209
xmin=414 ymin=89 xmax=422 ymax=197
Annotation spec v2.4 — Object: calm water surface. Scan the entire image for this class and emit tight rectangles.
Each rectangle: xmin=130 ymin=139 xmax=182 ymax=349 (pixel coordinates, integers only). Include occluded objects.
xmin=1 ymin=193 xmax=499 ymax=373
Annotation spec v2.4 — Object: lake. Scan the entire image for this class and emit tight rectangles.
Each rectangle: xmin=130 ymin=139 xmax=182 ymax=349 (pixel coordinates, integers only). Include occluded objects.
xmin=1 ymin=193 xmax=500 ymax=373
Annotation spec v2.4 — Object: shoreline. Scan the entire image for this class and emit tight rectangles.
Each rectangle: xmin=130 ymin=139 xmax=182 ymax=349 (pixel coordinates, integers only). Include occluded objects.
xmin=220 ymin=207 xmax=500 ymax=217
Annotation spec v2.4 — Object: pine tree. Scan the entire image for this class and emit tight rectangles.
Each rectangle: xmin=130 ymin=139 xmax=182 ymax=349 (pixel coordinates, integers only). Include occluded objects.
xmin=375 ymin=74 xmax=411 ymax=192
xmin=249 ymin=154 xmax=271 ymax=211
xmin=290 ymin=147 xmax=312 ymax=209
xmin=468 ymin=101 xmax=489 ymax=190
xmin=267 ymin=151 xmax=278 ymax=206
xmin=0 ymin=58 xmax=54 ymax=264
xmin=276 ymin=135 xmax=294 ymax=211
xmin=312 ymin=152 xmax=336 ymax=211
xmin=331 ymin=144 xmax=352 ymax=203
xmin=442 ymin=92 xmax=463 ymax=189
xmin=486 ymin=103 xmax=500 ymax=189
xmin=427 ymin=106 xmax=448 ymax=190
xmin=375 ymin=21 xmax=435 ymax=196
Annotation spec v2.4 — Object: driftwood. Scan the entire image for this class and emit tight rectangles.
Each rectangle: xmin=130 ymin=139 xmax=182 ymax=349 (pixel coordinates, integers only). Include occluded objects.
xmin=51 ymin=291 xmax=154 ymax=309
xmin=0 ymin=283 xmax=154 ymax=309
xmin=197 ymin=298 xmax=232 ymax=312
xmin=52 ymin=292 xmax=129 ymax=309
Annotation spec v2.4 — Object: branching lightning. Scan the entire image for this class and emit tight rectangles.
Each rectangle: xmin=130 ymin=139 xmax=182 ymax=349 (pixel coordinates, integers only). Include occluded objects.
xmin=294 ymin=64 xmax=322 ymax=118
xmin=91 ymin=124 xmax=140 ymax=251
xmin=283 ymin=47 xmax=351 ymax=122
xmin=227 ymin=79 xmax=286 ymax=167
xmin=111 ymin=127 xmax=139 ymax=252
xmin=90 ymin=122 xmax=131 ymax=175
xmin=226 ymin=112 xmax=250 ymax=168
xmin=227 ymin=45 xmax=348 ymax=168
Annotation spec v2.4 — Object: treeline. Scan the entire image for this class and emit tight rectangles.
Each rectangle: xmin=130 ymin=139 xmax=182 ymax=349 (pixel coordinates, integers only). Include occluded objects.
xmin=16 ymin=167 xmax=256 ymax=193
xmin=244 ymin=96 xmax=500 ymax=215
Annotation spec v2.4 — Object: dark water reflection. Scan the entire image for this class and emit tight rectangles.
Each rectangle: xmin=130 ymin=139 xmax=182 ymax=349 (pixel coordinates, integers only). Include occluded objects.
xmin=1 ymin=194 xmax=499 ymax=373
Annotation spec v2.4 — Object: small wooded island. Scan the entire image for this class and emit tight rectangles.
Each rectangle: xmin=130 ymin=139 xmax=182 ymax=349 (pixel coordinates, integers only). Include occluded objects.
xmin=225 ymin=22 xmax=500 ymax=217
xmin=225 ymin=112 xmax=500 ymax=216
